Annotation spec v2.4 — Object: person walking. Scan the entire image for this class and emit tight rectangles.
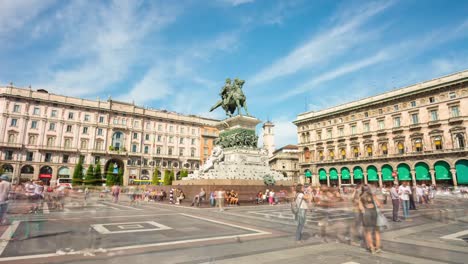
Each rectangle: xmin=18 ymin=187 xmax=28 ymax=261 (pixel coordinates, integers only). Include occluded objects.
xmin=216 ymin=189 xmax=225 ymax=212
xmin=0 ymin=175 xmax=12 ymax=225
xmin=269 ymin=190 xmax=275 ymax=205
xmin=399 ymin=182 xmax=411 ymax=220
xmin=358 ymin=185 xmax=382 ymax=254
xmin=409 ymin=184 xmax=417 ymax=210
xmin=111 ymin=184 xmax=121 ymax=203
xmin=294 ymin=184 xmax=308 ymax=243
xmin=390 ymin=184 xmax=401 ymax=222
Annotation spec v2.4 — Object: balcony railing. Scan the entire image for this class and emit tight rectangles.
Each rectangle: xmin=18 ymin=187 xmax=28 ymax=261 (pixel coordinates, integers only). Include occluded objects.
xmin=448 ymin=116 xmax=464 ymax=124
xmin=0 ymin=142 xmax=22 ymax=148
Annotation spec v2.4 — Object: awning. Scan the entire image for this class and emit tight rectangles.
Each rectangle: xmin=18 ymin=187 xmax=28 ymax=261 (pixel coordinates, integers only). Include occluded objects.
xmin=415 ymin=163 xmax=431 ymax=180
xmin=341 ymin=168 xmax=350 ymax=180
xmin=319 ymin=170 xmax=327 ymax=180
xmin=367 ymin=167 xmax=378 ymax=181
xmin=353 ymin=167 xmax=363 ymax=180
xmin=329 ymin=169 xmax=338 ymax=180
xmin=397 ymin=165 xmax=412 ymax=181
xmin=39 ymin=174 xmax=52 ymax=178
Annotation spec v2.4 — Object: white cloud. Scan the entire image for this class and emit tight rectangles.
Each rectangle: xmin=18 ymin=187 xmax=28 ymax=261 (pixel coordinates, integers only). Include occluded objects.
xmin=0 ymin=0 xmax=55 ymax=36
xmin=220 ymin=0 xmax=255 ymax=6
xmin=250 ymin=1 xmax=393 ymax=85
xmin=35 ymin=1 xmax=179 ymax=97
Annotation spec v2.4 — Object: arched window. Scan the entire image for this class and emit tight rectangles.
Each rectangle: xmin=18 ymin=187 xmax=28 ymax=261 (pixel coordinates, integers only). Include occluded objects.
xmin=112 ymin=131 xmax=124 ymax=150
xmin=353 ymin=147 xmax=359 ymax=158
xmin=8 ymin=133 xmax=16 ymax=143
xmin=64 ymin=138 xmax=72 ymax=148
xmin=455 ymin=133 xmax=465 ymax=149
xmin=397 ymin=142 xmax=404 ymax=154
xmin=415 ymin=138 xmax=423 ymax=152
xmin=434 ymin=136 xmax=442 ymax=150
xmin=340 ymin=149 xmax=346 ymax=160
xmin=381 ymin=143 xmax=388 ymax=155
xmin=366 ymin=146 xmax=373 ymax=157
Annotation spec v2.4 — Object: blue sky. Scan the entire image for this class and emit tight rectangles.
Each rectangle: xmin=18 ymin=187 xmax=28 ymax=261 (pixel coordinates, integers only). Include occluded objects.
xmin=1 ymin=0 xmax=467 ymax=148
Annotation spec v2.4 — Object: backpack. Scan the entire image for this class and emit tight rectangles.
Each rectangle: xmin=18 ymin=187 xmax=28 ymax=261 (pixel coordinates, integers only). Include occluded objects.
xmin=290 ymin=193 xmax=303 ymax=216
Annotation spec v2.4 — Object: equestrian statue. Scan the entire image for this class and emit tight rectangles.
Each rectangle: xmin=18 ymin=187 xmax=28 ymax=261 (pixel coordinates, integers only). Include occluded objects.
xmin=210 ymin=78 xmax=250 ymax=117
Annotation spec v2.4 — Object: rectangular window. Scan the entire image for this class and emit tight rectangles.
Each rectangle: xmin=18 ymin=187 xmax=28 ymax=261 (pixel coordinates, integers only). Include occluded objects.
xmin=97 ymin=128 xmax=103 ymax=136
xmin=394 ymin=105 xmax=399 ymax=111
xmin=45 ymin=153 xmax=52 ymax=162
xmin=134 ymin=120 xmax=139 ymax=127
xmin=180 ymin=127 xmax=185 ymax=134
xmin=351 ymin=115 xmax=355 ymax=121
xmin=364 ymin=123 xmax=370 ymax=132
xmin=169 ymin=126 xmax=173 ymax=132
xmin=113 ymin=118 xmax=118 ymax=125
xmin=68 ymin=112 xmax=74 ymax=119
xmin=451 ymin=106 xmax=460 ymax=117
xmin=364 ymin=112 xmax=369 ymax=118
xmin=449 ymin=92 xmax=456 ymax=99
xmin=411 ymin=101 xmax=416 ymax=107
xmin=95 ymin=140 xmax=103 ymax=150
xmin=5 ymin=151 xmax=13 ymax=160
xmin=179 ymin=148 xmax=184 ymax=156
xmin=47 ymin=137 xmax=55 ymax=146
xmin=180 ymin=137 xmax=184 ymax=144
xmin=99 ymin=116 xmax=104 ymax=123
xmin=146 ymin=122 xmax=150 ymax=129
xmin=63 ymin=155 xmax=69 ymax=163
xmin=94 ymin=156 xmax=100 ymax=164
xmin=31 ymin=121 xmax=38 ymax=129
xmin=338 ymin=128 xmax=344 ymax=137
xmin=191 ymin=148 xmax=195 ymax=157
xmin=168 ymin=147 xmax=173 ymax=156
xmin=169 ymin=136 xmax=173 ymax=143
xmin=28 ymin=135 xmax=36 ymax=145
xmin=84 ymin=114 xmax=90 ymax=121
xmin=144 ymin=145 xmax=149 ymax=154
xmin=122 ymin=119 xmax=127 ymax=125
xmin=204 ymin=148 xmax=208 ymax=155
xmin=80 ymin=140 xmax=88 ymax=149
xmin=66 ymin=125 xmax=72 ymax=132
xmin=430 ymin=110 xmax=438 ymax=121
xmin=204 ymin=138 xmax=208 ymax=144
xmin=317 ymin=132 xmax=322 ymax=140
xmin=192 ymin=129 xmax=196 ymax=135
xmin=49 ymin=123 xmax=55 ymax=131
xmin=13 ymin=104 xmax=20 ymax=113
xmin=83 ymin=127 xmax=88 ymax=134
xmin=33 ymin=107 xmax=40 ymax=115
xmin=429 ymin=96 xmax=435 ymax=103
xmin=132 ymin=144 xmax=137 ymax=153
xmin=51 ymin=110 xmax=57 ymax=117
xmin=26 ymin=152 xmax=33 ymax=161
xmin=191 ymin=138 xmax=196 ymax=145
xmin=133 ymin=133 xmax=138 ymax=139
xmin=10 ymin=119 xmax=17 ymax=126
xmin=393 ymin=117 xmax=401 ymax=127
xmin=351 ymin=125 xmax=357 ymax=135
xmin=327 ymin=130 xmax=332 ymax=139
xmin=411 ymin=113 xmax=419 ymax=124
xmin=145 ymin=134 xmax=150 ymax=141
xmin=158 ymin=124 xmax=163 ymax=131
xmin=156 ymin=147 xmax=161 ymax=154
xmin=157 ymin=135 xmax=162 ymax=142
xmin=378 ymin=108 xmax=383 ymax=115
xmin=378 ymin=120 xmax=385 ymax=130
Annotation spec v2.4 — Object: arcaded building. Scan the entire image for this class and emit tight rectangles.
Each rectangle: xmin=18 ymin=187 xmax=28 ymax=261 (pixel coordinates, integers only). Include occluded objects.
xmin=0 ymin=85 xmax=219 ymax=185
xmin=294 ymin=70 xmax=468 ymax=187
xmin=269 ymin=145 xmax=300 ymax=184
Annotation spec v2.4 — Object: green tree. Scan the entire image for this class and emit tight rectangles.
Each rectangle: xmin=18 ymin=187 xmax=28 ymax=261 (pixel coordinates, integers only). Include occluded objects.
xmin=72 ymin=156 xmax=84 ymax=185
xmin=152 ymin=168 xmax=160 ymax=185
xmin=118 ymin=167 xmax=123 ymax=185
xmin=106 ymin=162 xmax=115 ymax=186
xmin=180 ymin=169 xmax=189 ymax=178
xmin=163 ymin=169 xmax=171 ymax=185
xmin=84 ymin=165 xmax=95 ymax=185
xmin=94 ymin=162 xmax=102 ymax=186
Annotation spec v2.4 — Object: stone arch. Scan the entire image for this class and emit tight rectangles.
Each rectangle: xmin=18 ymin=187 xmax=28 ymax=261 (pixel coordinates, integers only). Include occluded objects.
xmin=58 ymin=166 xmax=71 ymax=178
xmin=381 ymin=164 xmax=394 ymax=182
xmin=353 ymin=166 xmax=364 ymax=182
xmin=397 ymin=163 xmax=412 ymax=181
xmin=455 ymin=159 xmax=468 ymax=185
xmin=329 ymin=167 xmax=338 ymax=183
xmin=415 ymin=162 xmax=431 ymax=182
xmin=318 ymin=168 xmax=327 ymax=181
xmin=104 ymin=158 xmax=124 ymax=181
xmin=341 ymin=167 xmax=350 ymax=182
xmin=367 ymin=165 xmax=378 ymax=183
xmin=21 ymin=165 xmax=34 ymax=174
xmin=1 ymin=164 xmax=13 ymax=173
xmin=434 ymin=160 xmax=452 ymax=183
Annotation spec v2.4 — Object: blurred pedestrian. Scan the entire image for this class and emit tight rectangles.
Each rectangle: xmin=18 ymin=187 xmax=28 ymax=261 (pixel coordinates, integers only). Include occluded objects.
xmin=399 ymin=182 xmax=411 ymax=220
xmin=358 ymin=185 xmax=382 ymax=254
xmin=216 ymin=189 xmax=225 ymax=212
xmin=390 ymin=184 xmax=401 ymax=222
xmin=294 ymin=184 xmax=308 ymax=242
xmin=0 ymin=175 xmax=12 ymax=225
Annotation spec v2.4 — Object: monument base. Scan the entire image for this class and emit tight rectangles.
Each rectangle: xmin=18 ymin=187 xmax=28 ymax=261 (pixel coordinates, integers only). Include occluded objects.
xmin=173 ymin=179 xmax=293 ymax=186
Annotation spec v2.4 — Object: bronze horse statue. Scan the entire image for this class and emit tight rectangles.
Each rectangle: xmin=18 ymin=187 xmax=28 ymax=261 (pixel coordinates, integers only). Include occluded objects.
xmin=210 ymin=78 xmax=250 ymax=117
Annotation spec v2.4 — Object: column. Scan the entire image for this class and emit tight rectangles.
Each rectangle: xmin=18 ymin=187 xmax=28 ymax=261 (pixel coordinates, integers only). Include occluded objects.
xmin=451 ymin=168 xmax=457 ymax=188
xmin=429 ymin=169 xmax=436 ymax=186
xmin=411 ymin=169 xmax=416 ymax=186
xmin=338 ymin=173 xmax=342 ymax=187
xmin=350 ymin=172 xmax=354 ymax=185
xmin=364 ymin=172 xmax=368 ymax=185
xmin=326 ymin=173 xmax=330 ymax=187
xmin=378 ymin=170 xmax=383 ymax=188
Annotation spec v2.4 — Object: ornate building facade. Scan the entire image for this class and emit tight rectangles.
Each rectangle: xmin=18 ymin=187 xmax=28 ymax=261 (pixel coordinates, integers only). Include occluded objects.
xmin=294 ymin=70 xmax=468 ymax=187
xmin=269 ymin=145 xmax=300 ymax=184
xmin=0 ymin=85 xmax=219 ymax=185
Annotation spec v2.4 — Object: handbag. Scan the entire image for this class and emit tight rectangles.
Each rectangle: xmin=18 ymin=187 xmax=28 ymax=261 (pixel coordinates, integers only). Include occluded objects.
xmin=373 ymin=196 xmax=390 ymax=229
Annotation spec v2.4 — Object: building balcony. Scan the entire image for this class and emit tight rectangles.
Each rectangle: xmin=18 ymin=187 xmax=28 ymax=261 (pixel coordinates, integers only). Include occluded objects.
xmin=392 ymin=126 xmax=404 ymax=133
xmin=0 ymin=142 xmax=23 ymax=148
xmin=448 ymin=116 xmax=464 ymax=124
xmin=39 ymin=145 xmax=78 ymax=152
xmin=428 ymin=120 xmax=441 ymax=127
xmin=108 ymin=149 xmax=128 ymax=156
xmin=409 ymin=123 xmax=422 ymax=130
xmin=202 ymin=132 xmax=218 ymax=138
xmin=91 ymin=148 xmax=107 ymax=154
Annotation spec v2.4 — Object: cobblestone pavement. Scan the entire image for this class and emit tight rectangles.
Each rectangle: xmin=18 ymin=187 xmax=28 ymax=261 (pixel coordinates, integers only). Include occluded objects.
xmin=0 ymin=193 xmax=467 ymax=264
